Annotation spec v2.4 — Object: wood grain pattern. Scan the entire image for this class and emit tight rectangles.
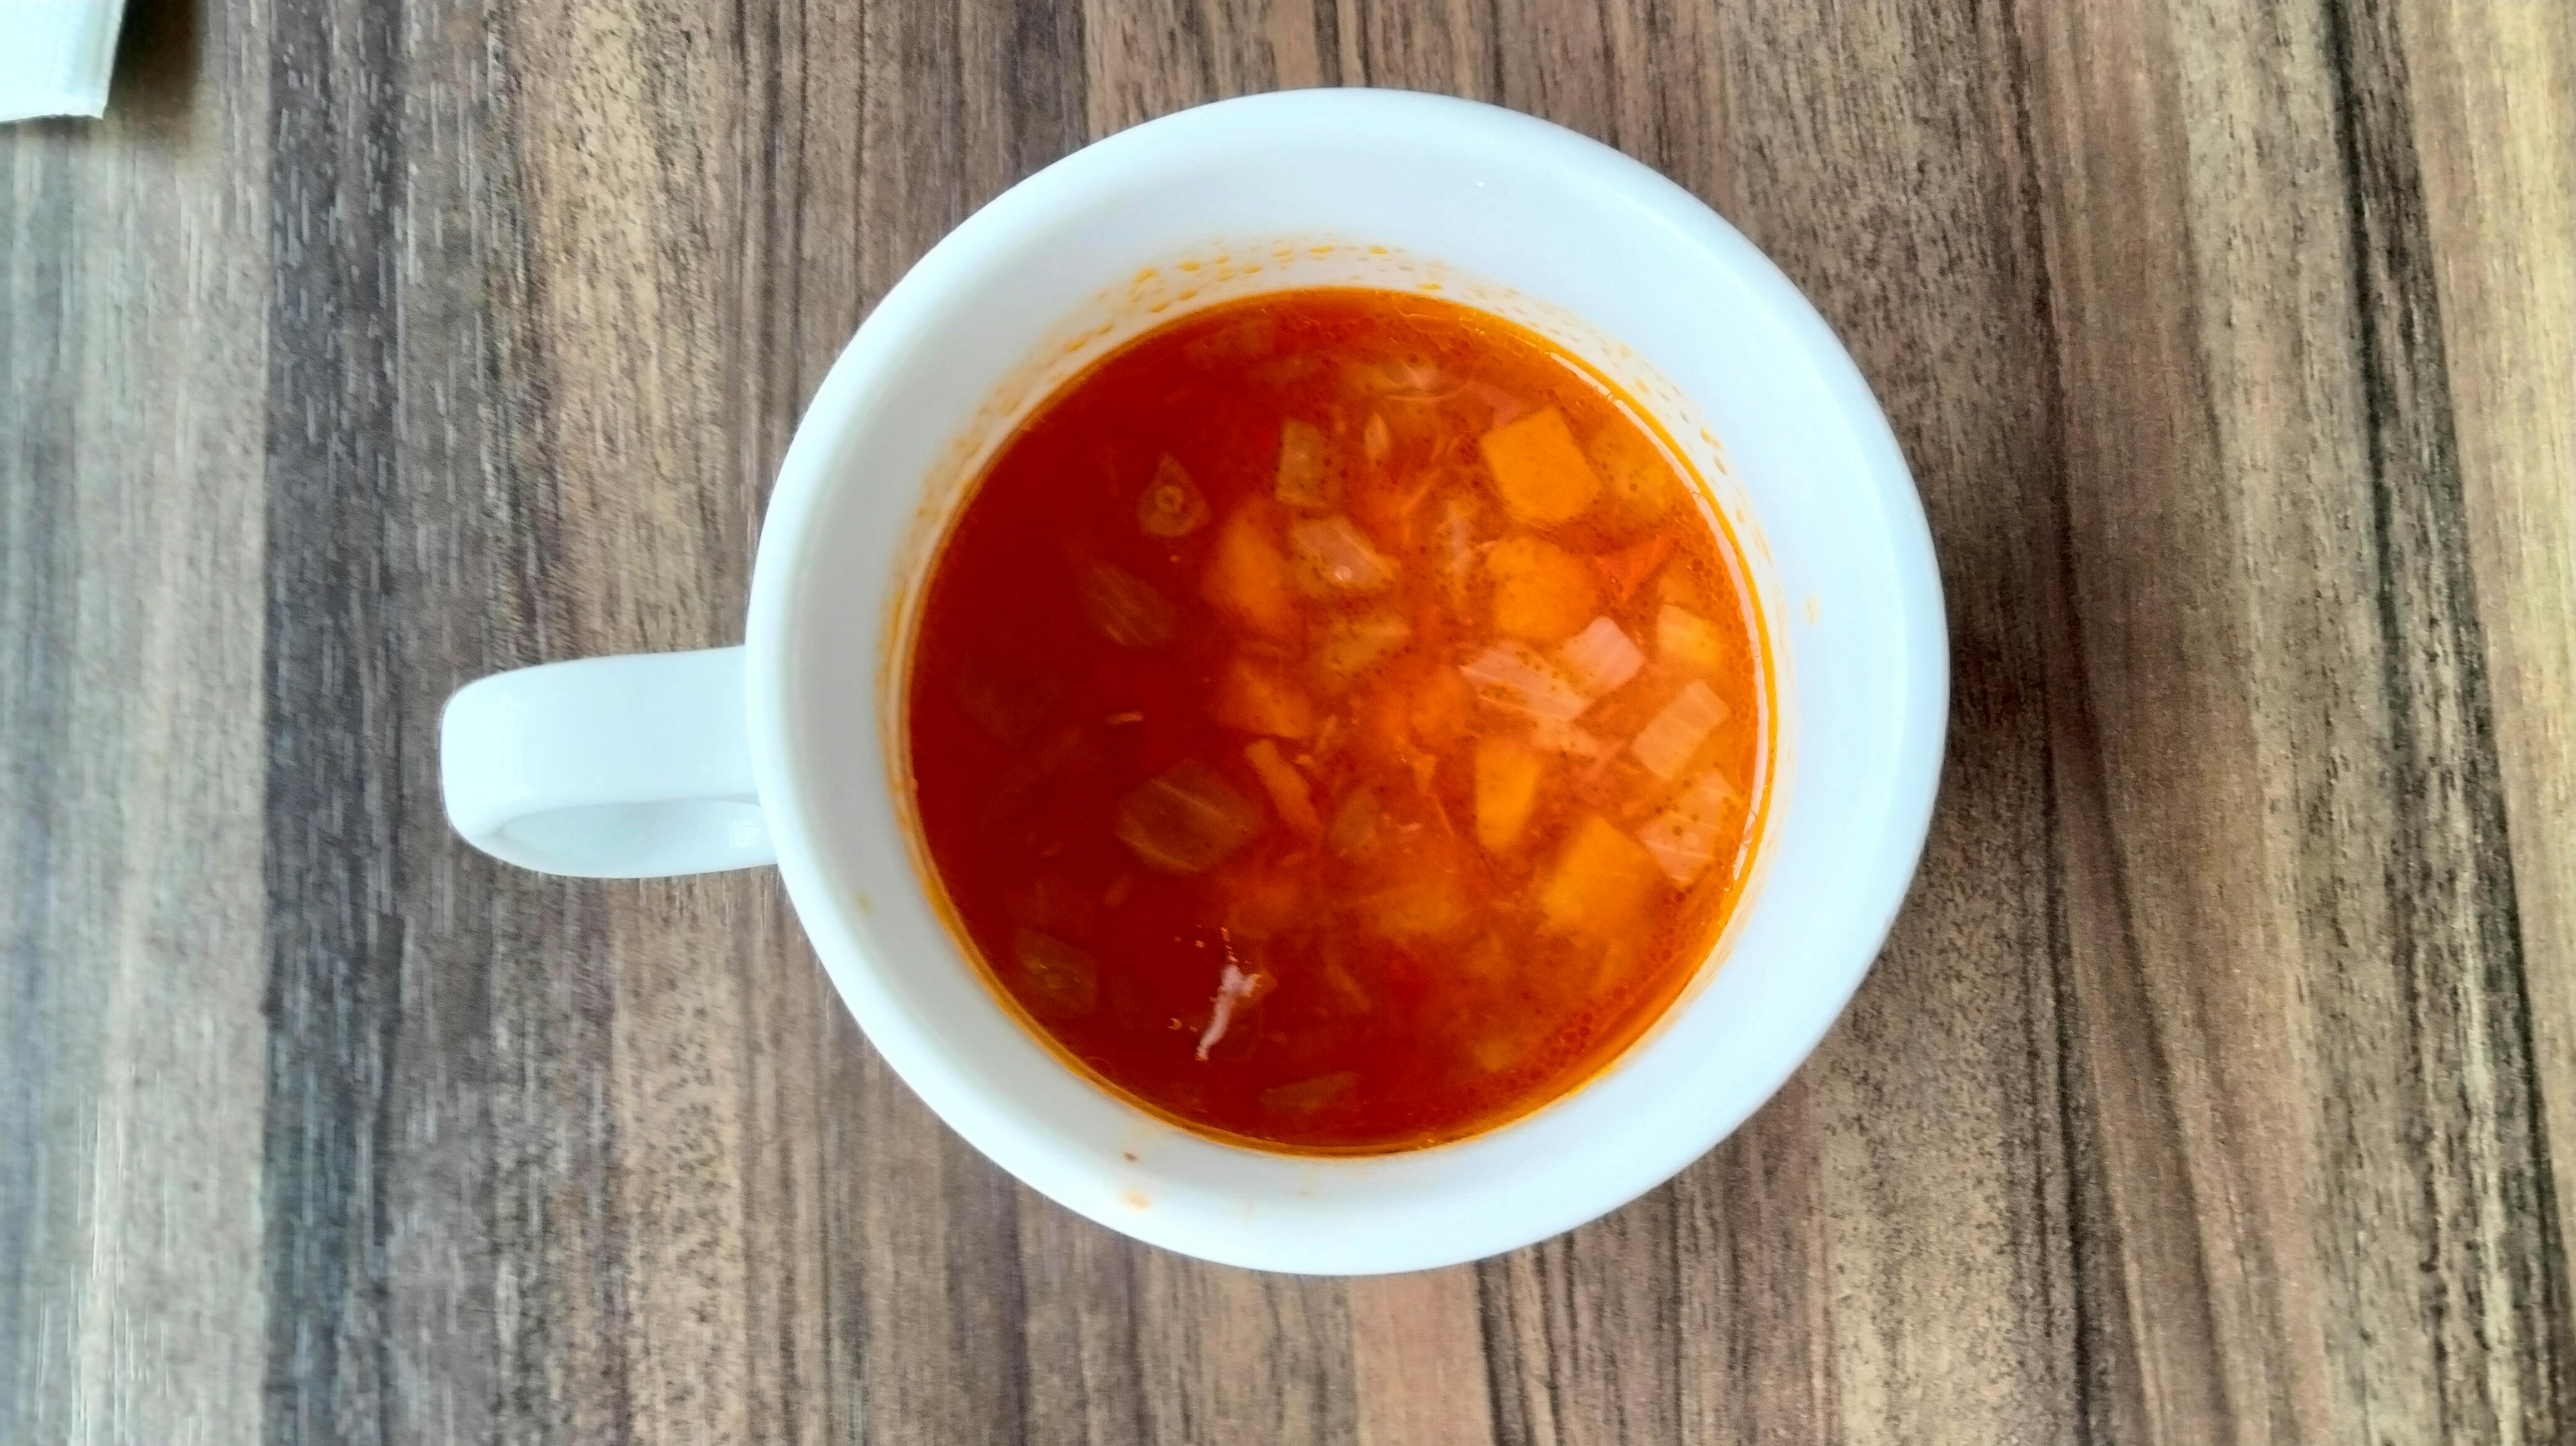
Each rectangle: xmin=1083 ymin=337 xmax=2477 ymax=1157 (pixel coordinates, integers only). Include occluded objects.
xmin=3 ymin=0 xmax=2569 ymax=1442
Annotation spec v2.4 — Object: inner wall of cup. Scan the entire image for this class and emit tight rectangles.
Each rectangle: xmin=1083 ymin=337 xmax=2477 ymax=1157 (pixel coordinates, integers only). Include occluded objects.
xmin=767 ymin=111 xmax=1923 ymax=1264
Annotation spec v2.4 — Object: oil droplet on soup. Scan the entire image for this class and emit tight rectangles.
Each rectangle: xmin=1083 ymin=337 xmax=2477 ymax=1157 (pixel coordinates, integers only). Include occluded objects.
xmin=906 ymin=288 xmax=1767 ymax=1153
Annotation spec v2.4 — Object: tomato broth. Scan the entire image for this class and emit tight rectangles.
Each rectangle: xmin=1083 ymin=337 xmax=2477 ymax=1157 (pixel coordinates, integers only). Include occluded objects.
xmin=906 ymin=288 xmax=1767 ymax=1152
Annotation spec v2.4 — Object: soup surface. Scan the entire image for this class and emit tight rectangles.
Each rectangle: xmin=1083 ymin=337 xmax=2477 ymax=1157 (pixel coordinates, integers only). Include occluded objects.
xmin=906 ymin=288 xmax=1766 ymax=1152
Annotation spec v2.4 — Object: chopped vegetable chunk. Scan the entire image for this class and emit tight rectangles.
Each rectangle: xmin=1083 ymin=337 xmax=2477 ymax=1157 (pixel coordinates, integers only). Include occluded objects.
xmin=1013 ymin=929 xmax=1100 ymax=1015
xmin=1657 ymin=603 xmax=1733 ymax=675
xmin=1408 ymin=666 xmax=1470 ymax=753
xmin=1593 ymin=535 xmax=1672 ymax=604
xmin=909 ymin=288 xmax=1766 ymax=1153
xmin=1487 ymin=535 xmax=1599 ymax=641
xmin=1539 ymin=814 xmax=1664 ymax=937
xmin=1638 ymin=769 xmax=1746 ymax=885
xmin=1276 ymin=418 xmax=1334 ymax=509
xmin=1289 ymin=515 xmax=1397 ymax=596
xmin=1631 ymin=679 xmax=1729 ymax=780
xmin=1244 ymin=738 xmax=1324 ymax=839
xmin=1313 ymin=612 xmax=1412 ymax=689
xmin=1203 ymin=504 xmax=1299 ymax=638
xmin=1357 ymin=841 xmax=1473 ymax=942
xmin=1474 ymin=736 xmax=1545 ymax=851
xmin=1460 ymin=641 xmax=1591 ymax=723
xmin=1587 ymin=416 xmax=1684 ymax=522
xmin=1434 ymin=494 xmax=1482 ymax=617
xmin=1079 ymin=562 xmax=1180 ymax=649
xmin=1481 ymin=407 xmax=1601 ymax=526
xmin=1138 ymin=455 xmax=1210 ymax=537
xmin=1212 ymin=653 xmax=1318 ymax=739
xmin=1558 ymin=616 xmax=1646 ymax=698
xmin=1114 ymin=761 xmax=1265 ymax=874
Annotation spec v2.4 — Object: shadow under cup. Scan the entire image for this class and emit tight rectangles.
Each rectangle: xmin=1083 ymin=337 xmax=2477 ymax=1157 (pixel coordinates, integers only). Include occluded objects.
xmin=747 ymin=91 xmax=1944 ymax=1274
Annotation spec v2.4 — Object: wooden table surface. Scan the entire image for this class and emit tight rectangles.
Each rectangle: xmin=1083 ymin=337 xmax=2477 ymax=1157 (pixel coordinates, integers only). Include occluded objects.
xmin=7 ymin=1 xmax=2573 ymax=1441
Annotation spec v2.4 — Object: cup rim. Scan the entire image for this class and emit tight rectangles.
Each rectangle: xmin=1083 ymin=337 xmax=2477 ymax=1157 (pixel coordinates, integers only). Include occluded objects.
xmin=743 ymin=88 xmax=1947 ymax=1271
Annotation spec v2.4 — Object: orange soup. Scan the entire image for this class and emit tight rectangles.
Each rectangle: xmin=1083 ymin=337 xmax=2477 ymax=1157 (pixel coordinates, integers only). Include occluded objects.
xmin=906 ymin=288 xmax=1767 ymax=1152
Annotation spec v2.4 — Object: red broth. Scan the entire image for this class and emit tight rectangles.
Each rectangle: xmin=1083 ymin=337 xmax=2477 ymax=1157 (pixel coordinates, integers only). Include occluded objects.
xmin=906 ymin=288 xmax=1768 ymax=1152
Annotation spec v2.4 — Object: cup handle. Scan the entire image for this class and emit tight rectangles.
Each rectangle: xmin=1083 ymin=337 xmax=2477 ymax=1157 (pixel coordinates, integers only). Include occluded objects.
xmin=439 ymin=645 xmax=776 ymax=878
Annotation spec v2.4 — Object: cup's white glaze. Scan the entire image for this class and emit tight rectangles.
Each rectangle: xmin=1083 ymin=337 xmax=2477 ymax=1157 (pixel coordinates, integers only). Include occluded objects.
xmin=441 ymin=89 xmax=1945 ymax=1274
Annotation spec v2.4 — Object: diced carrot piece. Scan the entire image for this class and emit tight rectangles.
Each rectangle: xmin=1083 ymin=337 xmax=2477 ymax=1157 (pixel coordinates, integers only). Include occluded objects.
xmin=1487 ymin=535 xmax=1600 ymax=643
xmin=1211 ymin=653 xmax=1318 ymax=739
xmin=1356 ymin=840 xmax=1473 ymax=942
xmin=1201 ymin=504 xmax=1299 ymax=638
xmin=1474 ymin=736 xmax=1546 ymax=852
xmin=1586 ymin=420 xmax=1684 ymax=523
xmin=1214 ymin=855 xmax=1313 ymax=936
xmin=1352 ymin=679 xmax=1415 ymax=765
xmin=1243 ymin=738 xmax=1323 ymax=839
xmin=1538 ymin=814 xmax=1664 ymax=936
xmin=1408 ymin=665 xmax=1470 ymax=753
xmin=1479 ymin=406 xmax=1601 ymax=525
xmin=1656 ymin=603 xmax=1734 ymax=675
xmin=1593 ymin=535 xmax=1673 ymax=605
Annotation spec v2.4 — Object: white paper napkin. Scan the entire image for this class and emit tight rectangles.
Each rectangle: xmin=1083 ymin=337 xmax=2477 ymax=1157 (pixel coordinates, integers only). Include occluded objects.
xmin=0 ymin=0 xmax=129 ymax=122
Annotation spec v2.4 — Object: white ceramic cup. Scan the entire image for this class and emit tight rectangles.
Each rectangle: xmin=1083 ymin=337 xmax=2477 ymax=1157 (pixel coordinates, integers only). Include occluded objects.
xmin=439 ymin=89 xmax=1945 ymax=1274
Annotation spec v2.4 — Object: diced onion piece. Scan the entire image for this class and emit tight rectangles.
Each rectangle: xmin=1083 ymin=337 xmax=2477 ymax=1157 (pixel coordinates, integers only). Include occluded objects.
xmin=1260 ymin=1070 xmax=1356 ymax=1115
xmin=1012 ymin=929 xmax=1100 ymax=1015
xmin=1314 ymin=612 xmax=1412 ymax=689
xmin=1349 ymin=356 xmax=1460 ymax=401
xmin=1211 ymin=653 xmax=1318 ymax=740
xmin=1486 ymin=535 xmax=1600 ymax=642
xmin=1460 ymin=641 xmax=1591 ymax=724
xmin=1530 ymin=719 xmax=1610 ymax=759
xmin=1474 ymin=736 xmax=1546 ymax=852
xmin=1637 ymin=769 xmax=1746 ymax=886
xmin=1657 ymin=603 xmax=1732 ymax=674
xmin=1557 ymin=616 xmax=1645 ymax=697
xmin=1479 ymin=406 xmax=1601 ymax=525
xmin=1538 ymin=814 xmax=1664 ymax=937
xmin=1631 ymin=679 xmax=1729 ymax=781
xmin=1202 ymin=504 xmax=1299 ymax=638
xmin=1364 ymin=412 xmax=1393 ymax=466
xmin=1114 ymin=761 xmax=1264 ymax=874
xmin=1434 ymin=494 xmax=1481 ymax=618
xmin=1137 ymin=455 xmax=1210 ymax=537
xmin=1276 ymin=418 xmax=1334 ymax=510
xmin=1470 ymin=381 xmax=1533 ymax=428
xmin=1243 ymin=738 xmax=1322 ymax=839
xmin=1288 ymin=515 xmax=1397 ymax=596
xmin=1079 ymin=562 xmax=1179 ymax=649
